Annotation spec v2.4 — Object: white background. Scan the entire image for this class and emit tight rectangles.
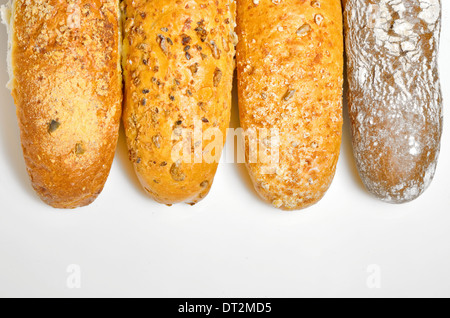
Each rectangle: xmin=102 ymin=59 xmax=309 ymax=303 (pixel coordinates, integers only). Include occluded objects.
xmin=1 ymin=2 xmax=450 ymax=298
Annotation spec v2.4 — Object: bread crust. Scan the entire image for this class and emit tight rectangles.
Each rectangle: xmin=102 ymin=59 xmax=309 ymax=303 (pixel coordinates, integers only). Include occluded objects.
xmin=11 ymin=0 xmax=122 ymax=208
xmin=344 ymin=0 xmax=442 ymax=203
xmin=122 ymin=0 xmax=236 ymax=205
xmin=236 ymin=0 xmax=343 ymax=210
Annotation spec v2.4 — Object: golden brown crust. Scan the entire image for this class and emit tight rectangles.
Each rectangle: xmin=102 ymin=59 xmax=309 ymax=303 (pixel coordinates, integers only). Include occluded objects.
xmin=11 ymin=0 xmax=122 ymax=208
xmin=122 ymin=0 xmax=236 ymax=205
xmin=236 ymin=0 xmax=343 ymax=210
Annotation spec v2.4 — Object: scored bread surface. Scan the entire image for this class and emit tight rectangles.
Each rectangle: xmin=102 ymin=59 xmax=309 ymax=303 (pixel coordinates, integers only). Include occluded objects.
xmin=344 ymin=0 xmax=442 ymax=203
xmin=122 ymin=0 xmax=237 ymax=205
xmin=9 ymin=0 xmax=122 ymax=208
xmin=236 ymin=0 xmax=343 ymax=210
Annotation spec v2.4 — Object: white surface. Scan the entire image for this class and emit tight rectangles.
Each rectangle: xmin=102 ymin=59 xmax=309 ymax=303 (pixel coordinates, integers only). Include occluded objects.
xmin=1 ymin=3 xmax=450 ymax=298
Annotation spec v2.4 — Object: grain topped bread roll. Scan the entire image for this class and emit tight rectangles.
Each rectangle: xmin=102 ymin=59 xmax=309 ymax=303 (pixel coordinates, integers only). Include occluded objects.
xmin=344 ymin=0 xmax=442 ymax=203
xmin=121 ymin=0 xmax=236 ymax=205
xmin=236 ymin=0 xmax=343 ymax=210
xmin=2 ymin=0 xmax=122 ymax=208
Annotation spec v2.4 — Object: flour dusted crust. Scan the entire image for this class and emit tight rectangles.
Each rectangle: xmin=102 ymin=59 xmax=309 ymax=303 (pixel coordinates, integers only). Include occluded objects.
xmin=10 ymin=0 xmax=122 ymax=208
xmin=122 ymin=0 xmax=236 ymax=205
xmin=236 ymin=0 xmax=343 ymax=210
xmin=344 ymin=0 xmax=442 ymax=203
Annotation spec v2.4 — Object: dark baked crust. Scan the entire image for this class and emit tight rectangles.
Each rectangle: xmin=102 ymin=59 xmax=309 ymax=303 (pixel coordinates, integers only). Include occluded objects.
xmin=11 ymin=0 xmax=122 ymax=208
xmin=236 ymin=0 xmax=343 ymax=210
xmin=344 ymin=0 xmax=442 ymax=203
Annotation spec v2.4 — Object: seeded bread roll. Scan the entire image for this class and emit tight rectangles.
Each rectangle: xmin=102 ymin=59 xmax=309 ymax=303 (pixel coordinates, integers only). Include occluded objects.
xmin=2 ymin=0 xmax=122 ymax=208
xmin=121 ymin=0 xmax=236 ymax=205
xmin=344 ymin=0 xmax=442 ymax=203
xmin=236 ymin=0 xmax=343 ymax=210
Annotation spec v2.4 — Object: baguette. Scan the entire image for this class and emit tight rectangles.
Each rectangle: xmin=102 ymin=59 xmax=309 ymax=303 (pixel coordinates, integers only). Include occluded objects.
xmin=2 ymin=0 xmax=122 ymax=208
xmin=121 ymin=0 xmax=236 ymax=205
xmin=344 ymin=0 xmax=442 ymax=203
xmin=236 ymin=0 xmax=343 ymax=210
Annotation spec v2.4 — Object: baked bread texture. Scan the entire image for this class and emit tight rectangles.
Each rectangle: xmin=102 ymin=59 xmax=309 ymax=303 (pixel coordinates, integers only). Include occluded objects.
xmin=236 ymin=0 xmax=343 ymax=210
xmin=344 ymin=0 xmax=442 ymax=203
xmin=121 ymin=0 xmax=237 ymax=205
xmin=2 ymin=0 xmax=122 ymax=208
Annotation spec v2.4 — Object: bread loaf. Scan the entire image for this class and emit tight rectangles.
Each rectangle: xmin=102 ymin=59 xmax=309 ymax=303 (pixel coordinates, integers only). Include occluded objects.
xmin=2 ymin=0 xmax=122 ymax=208
xmin=344 ymin=0 xmax=442 ymax=203
xmin=236 ymin=0 xmax=343 ymax=210
xmin=121 ymin=0 xmax=236 ymax=205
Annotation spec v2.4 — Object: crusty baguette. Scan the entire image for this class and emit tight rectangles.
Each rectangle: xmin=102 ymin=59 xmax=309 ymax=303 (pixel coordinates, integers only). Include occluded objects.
xmin=344 ymin=0 xmax=442 ymax=203
xmin=121 ymin=0 xmax=236 ymax=205
xmin=236 ymin=0 xmax=343 ymax=210
xmin=3 ymin=0 xmax=122 ymax=208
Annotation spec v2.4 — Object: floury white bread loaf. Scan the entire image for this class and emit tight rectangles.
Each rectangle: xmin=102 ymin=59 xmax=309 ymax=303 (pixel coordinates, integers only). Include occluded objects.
xmin=1 ymin=0 xmax=122 ymax=208
xmin=344 ymin=0 xmax=443 ymax=203
xmin=121 ymin=0 xmax=236 ymax=205
xmin=236 ymin=0 xmax=344 ymax=210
